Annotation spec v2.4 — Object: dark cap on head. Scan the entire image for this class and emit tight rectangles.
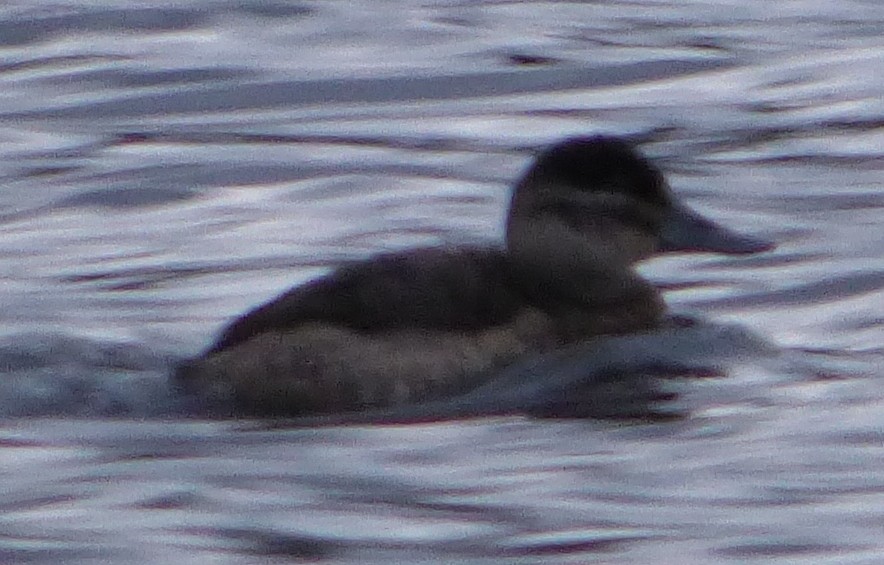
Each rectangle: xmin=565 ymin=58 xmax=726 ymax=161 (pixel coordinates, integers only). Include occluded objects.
xmin=522 ymin=136 xmax=671 ymax=208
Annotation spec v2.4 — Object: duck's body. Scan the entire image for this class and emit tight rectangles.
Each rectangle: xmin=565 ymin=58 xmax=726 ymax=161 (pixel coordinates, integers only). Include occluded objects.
xmin=175 ymin=136 xmax=772 ymax=417
xmin=179 ymin=247 xmax=663 ymax=415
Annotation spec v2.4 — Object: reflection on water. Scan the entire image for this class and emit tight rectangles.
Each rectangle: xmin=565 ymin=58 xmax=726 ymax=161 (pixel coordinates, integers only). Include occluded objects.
xmin=0 ymin=0 xmax=882 ymax=563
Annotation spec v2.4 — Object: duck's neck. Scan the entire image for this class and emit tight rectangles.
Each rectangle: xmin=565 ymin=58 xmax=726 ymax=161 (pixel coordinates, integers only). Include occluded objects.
xmin=508 ymin=233 xmax=662 ymax=332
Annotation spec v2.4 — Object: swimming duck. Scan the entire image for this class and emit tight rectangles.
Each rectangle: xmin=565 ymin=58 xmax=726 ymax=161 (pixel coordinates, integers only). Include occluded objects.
xmin=175 ymin=136 xmax=772 ymax=417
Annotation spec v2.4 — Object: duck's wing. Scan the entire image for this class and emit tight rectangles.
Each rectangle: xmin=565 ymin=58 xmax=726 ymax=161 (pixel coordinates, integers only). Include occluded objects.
xmin=208 ymin=248 xmax=526 ymax=353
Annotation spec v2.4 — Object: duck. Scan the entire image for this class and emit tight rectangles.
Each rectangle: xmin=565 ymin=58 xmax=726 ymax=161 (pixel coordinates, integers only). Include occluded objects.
xmin=174 ymin=136 xmax=773 ymax=417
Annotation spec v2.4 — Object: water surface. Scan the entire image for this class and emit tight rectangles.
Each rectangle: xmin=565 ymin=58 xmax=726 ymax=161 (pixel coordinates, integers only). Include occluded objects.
xmin=0 ymin=1 xmax=882 ymax=563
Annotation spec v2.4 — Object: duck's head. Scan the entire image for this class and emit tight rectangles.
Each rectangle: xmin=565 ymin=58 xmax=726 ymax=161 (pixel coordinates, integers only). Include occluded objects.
xmin=506 ymin=136 xmax=773 ymax=266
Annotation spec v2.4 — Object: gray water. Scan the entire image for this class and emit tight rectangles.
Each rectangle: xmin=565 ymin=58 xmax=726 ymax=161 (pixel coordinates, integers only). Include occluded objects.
xmin=1 ymin=1 xmax=882 ymax=563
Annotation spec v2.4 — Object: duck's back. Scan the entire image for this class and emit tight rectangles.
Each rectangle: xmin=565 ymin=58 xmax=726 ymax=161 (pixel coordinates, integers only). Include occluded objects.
xmin=210 ymin=248 xmax=531 ymax=353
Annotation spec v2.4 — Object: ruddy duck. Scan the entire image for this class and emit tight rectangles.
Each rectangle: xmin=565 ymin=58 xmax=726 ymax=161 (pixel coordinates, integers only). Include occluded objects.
xmin=175 ymin=136 xmax=772 ymax=417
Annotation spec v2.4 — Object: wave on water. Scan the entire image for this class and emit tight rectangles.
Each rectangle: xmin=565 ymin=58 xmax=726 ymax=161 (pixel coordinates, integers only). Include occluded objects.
xmin=0 ymin=332 xmax=185 ymax=418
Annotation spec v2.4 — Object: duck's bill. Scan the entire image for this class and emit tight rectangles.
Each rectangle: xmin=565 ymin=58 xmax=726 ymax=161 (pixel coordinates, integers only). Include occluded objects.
xmin=659 ymin=204 xmax=774 ymax=254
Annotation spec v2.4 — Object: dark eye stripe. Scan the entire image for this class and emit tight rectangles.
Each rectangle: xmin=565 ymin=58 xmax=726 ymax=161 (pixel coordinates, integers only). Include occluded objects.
xmin=596 ymin=205 xmax=661 ymax=233
xmin=537 ymin=200 xmax=661 ymax=234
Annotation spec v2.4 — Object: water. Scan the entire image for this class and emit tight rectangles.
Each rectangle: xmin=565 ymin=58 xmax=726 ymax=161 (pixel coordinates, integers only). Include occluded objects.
xmin=1 ymin=0 xmax=882 ymax=562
